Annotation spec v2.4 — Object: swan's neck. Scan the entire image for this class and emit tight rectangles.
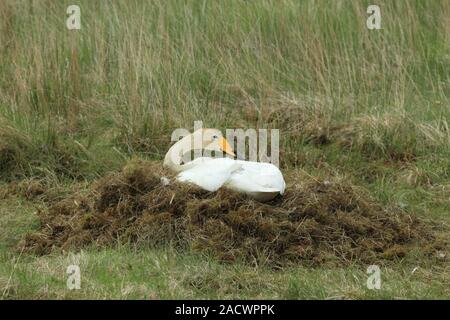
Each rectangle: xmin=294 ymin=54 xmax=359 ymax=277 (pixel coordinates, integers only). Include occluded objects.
xmin=163 ymin=143 xmax=185 ymax=173
xmin=164 ymin=133 xmax=200 ymax=172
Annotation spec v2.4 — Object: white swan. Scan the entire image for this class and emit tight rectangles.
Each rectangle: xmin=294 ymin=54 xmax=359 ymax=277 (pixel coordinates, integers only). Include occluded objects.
xmin=163 ymin=128 xmax=286 ymax=202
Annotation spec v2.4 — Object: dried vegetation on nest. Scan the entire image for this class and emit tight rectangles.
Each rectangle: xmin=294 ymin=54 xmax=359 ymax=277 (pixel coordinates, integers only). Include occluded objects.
xmin=22 ymin=160 xmax=446 ymax=267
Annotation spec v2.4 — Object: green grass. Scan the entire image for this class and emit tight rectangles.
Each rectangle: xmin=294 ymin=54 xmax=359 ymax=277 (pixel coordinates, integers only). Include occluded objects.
xmin=1 ymin=199 xmax=448 ymax=299
xmin=0 ymin=0 xmax=449 ymax=299
xmin=2 ymin=248 xmax=448 ymax=299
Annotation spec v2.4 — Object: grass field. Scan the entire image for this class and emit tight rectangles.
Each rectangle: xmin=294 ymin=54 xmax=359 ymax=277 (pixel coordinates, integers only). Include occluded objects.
xmin=0 ymin=0 xmax=449 ymax=299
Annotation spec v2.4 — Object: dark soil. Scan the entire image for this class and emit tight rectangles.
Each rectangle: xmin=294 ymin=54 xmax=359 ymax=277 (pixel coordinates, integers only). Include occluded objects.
xmin=21 ymin=160 xmax=446 ymax=267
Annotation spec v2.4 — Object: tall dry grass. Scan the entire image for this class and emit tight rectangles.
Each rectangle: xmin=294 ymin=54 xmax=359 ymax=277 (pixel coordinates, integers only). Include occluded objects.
xmin=0 ymin=0 xmax=449 ymax=179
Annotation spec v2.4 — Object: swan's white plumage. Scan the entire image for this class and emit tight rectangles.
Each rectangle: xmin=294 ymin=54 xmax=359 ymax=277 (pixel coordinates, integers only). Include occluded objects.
xmin=177 ymin=157 xmax=241 ymax=192
xmin=163 ymin=128 xmax=286 ymax=202
xmin=176 ymin=157 xmax=285 ymax=201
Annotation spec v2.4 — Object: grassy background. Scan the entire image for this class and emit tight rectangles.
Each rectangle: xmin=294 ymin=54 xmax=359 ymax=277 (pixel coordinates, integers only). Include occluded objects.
xmin=0 ymin=0 xmax=449 ymax=299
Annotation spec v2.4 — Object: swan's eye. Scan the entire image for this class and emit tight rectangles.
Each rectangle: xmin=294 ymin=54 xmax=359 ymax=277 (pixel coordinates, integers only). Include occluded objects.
xmin=212 ymin=135 xmax=218 ymax=140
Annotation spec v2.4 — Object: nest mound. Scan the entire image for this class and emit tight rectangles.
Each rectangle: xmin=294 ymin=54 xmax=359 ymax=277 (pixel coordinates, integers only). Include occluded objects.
xmin=22 ymin=160 xmax=443 ymax=266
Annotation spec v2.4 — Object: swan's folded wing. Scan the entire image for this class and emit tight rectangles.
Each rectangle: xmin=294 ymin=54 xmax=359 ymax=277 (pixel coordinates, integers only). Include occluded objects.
xmin=227 ymin=161 xmax=286 ymax=194
xmin=176 ymin=158 xmax=242 ymax=192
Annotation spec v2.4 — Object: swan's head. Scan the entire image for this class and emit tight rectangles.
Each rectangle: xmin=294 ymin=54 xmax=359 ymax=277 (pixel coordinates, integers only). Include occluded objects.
xmin=164 ymin=127 xmax=236 ymax=171
xmin=199 ymin=128 xmax=235 ymax=157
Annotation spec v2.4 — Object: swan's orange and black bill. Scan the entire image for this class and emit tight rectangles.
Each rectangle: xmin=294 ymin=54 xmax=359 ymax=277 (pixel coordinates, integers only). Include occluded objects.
xmin=220 ymin=137 xmax=235 ymax=157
